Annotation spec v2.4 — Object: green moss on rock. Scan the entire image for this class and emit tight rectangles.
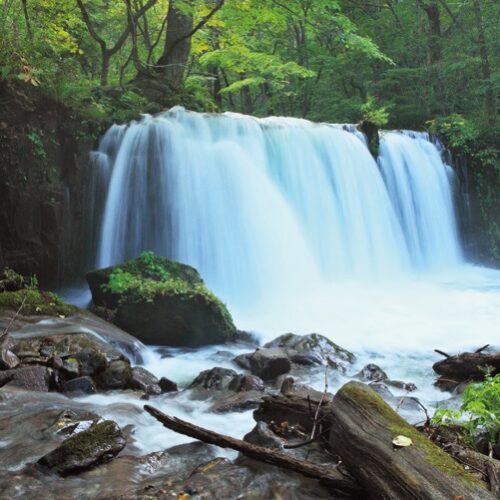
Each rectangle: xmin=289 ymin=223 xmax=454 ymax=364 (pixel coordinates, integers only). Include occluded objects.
xmin=86 ymin=252 xmax=236 ymax=347
xmin=0 ymin=289 xmax=78 ymax=316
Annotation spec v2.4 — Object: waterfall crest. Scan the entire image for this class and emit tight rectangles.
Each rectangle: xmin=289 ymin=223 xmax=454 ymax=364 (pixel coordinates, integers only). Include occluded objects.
xmin=90 ymin=108 xmax=462 ymax=308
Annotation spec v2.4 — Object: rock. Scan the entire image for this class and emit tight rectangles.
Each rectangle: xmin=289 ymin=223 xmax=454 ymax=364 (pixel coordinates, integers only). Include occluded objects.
xmin=86 ymin=252 xmax=236 ymax=347
xmin=189 ymin=367 xmax=238 ymax=390
xmin=264 ymin=333 xmax=355 ymax=372
xmin=73 ymin=348 xmax=108 ymax=376
xmin=38 ymin=420 xmax=126 ymax=475
xmin=0 ymin=365 xmax=52 ymax=391
xmin=128 ymin=367 xmax=161 ymax=395
xmin=0 ymin=348 xmax=20 ymax=369
xmin=386 ymin=379 xmax=417 ymax=392
xmin=228 ymin=374 xmax=265 ymax=392
xmin=243 ymin=422 xmax=283 ymax=449
xmin=96 ymin=360 xmax=132 ymax=390
xmin=238 ymin=348 xmax=291 ymax=381
xmin=61 ymin=376 xmax=96 ymax=395
xmin=159 ymin=376 xmax=178 ymax=393
xmin=209 ymin=390 xmax=264 ymax=413
xmin=356 ymin=363 xmax=388 ymax=382
xmin=61 ymin=356 xmax=80 ymax=378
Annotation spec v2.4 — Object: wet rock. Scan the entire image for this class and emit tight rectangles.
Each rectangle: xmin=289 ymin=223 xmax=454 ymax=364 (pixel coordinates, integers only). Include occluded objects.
xmin=87 ymin=253 xmax=236 ymax=347
xmin=228 ymin=374 xmax=265 ymax=392
xmin=209 ymin=390 xmax=263 ymax=413
xmin=96 ymin=360 xmax=132 ymax=390
xmin=236 ymin=348 xmax=291 ymax=381
xmin=73 ymin=348 xmax=108 ymax=376
xmin=265 ymin=332 xmax=355 ymax=372
xmin=0 ymin=348 xmax=20 ymax=369
xmin=233 ymin=330 xmax=259 ymax=346
xmin=356 ymin=363 xmax=388 ymax=382
xmin=0 ymin=365 xmax=52 ymax=391
xmin=61 ymin=356 xmax=80 ymax=378
xmin=386 ymin=379 xmax=417 ymax=392
xmin=128 ymin=366 xmax=161 ymax=395
xmin=159 ymin=376 xmax=178 ymax=393
xmin=38 ymin=420 xmax=126 ymax=475
xmin=62 ymin=376 xmax=96 ymax=395
xmin=369 ymin=382 xmax=394 ymax=400
xmin=189 ymin=367 xmax=238 ymax=390
xmin=243 ymin=422 xmax=283 ymax=449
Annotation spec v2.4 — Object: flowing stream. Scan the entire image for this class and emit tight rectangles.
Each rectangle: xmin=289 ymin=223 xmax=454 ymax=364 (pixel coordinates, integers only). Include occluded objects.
xmin=74 ymin=107 xmax=500 ymax=452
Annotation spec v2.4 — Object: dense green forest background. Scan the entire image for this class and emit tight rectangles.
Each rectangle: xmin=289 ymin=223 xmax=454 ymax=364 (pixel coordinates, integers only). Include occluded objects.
xmin=0 ymin=0 xmax=499 ymax=261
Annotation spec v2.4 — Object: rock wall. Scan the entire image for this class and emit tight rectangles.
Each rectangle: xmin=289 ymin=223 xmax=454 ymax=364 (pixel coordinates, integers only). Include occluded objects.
xmin=0 ymin=80 xmax=98 ymax=285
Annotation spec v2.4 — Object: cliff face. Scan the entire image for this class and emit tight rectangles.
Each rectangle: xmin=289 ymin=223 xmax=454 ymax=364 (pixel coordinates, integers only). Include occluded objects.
xmin=0 ymin=80 xmax=97 ymax=286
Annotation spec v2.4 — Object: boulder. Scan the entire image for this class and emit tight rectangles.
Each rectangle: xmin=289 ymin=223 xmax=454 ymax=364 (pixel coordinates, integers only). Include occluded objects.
xmin=61 ymin=376 xmax=96 ymax=395
xmin=159 ymin=376 xmax=178 ymax=393
xmin=235 ymin=348 xmax=291 ymax=381
xmin=189 ymin=367 xmax=238 ymax=391
xmin=356 ymin=363 xmax=388 ymax=382
xmin=228 ymin=374 xmax=265 ymax=392
xmin=38 ymin=420 xmax=126 ymax=475
xmin=264 ymin=333 xmax=355 ymax=372
xmin=243 ymin=422 xmax=283 ymax=450
xmin=0 ymin=365 xmax=52 ymax=391
xmin=72 ymin=348 xmax=108 ymax=376
xmin=128 ymin=366 xmax=161 ymax=395
xmin=86 ymin=252 xmax=236 ymax=347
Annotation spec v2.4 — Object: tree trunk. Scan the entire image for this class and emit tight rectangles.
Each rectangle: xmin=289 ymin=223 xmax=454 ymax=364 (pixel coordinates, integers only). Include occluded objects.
xmin=157 ymin=0 xmax=193 ymax=88
xmin=328 ymin=381 xmax=494 ymax=499
xmin=101 ymin=50 xmax=111 ymax=86
xmin=472 ymin=0 xmax=497 ymax=125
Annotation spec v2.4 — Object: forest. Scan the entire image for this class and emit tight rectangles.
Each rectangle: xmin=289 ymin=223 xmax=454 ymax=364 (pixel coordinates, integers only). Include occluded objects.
xmin=1 ymin=0 xmax=499 ymax=259
xmin=0 ymin=1 xmax=499 ymax=499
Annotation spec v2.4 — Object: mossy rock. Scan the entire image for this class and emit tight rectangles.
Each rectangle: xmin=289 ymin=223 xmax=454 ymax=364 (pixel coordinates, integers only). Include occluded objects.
xmin=86 ymin=252 xmax=236 ymax=347
xmin=0 ymin=289 xmax=78 ymax=317
xmin=38 ymin=420 xmax=126 ymax=475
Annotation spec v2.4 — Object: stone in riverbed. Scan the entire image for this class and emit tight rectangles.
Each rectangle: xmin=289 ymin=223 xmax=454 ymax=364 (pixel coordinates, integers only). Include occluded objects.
xmin=189 ymin=367 xmax=238 ymax=390
xmin=246 ymin=348 xmax=292 ymax=381
xmin=95 ymin=360 xmax=131 ymax=390
xmin=128 ymin=366 xmax=161 ymax=395
xmin=0 ymin=365 xmax=52 ymax=391
xmin=159 ymin=376 xmax=178 ymax=393
xmin=265 ymin=332 xmax=355 ymax=371
xmin=62 ymin=376 xmax=96 ymax=395
xmin=227 ymin=374 xmax=265 ymax=392
xmin=356 ymin=363 xmax=388 ymax=382
xmin=0 ymin=348 xmax=20 ymax=369
xmin=38 ymin=420 xmax=126 ymax=475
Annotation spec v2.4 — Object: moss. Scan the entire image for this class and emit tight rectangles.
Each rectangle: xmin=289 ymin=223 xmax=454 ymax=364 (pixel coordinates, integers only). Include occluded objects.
xmin=0 ymin=289 xmax=78 ymax=316
xmin=56 ymin=420 xmax=120 ymax=459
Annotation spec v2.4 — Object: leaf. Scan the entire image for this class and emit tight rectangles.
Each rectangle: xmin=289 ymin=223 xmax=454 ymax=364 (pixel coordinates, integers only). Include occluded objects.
xmin=392 ymin=435 xmax=413 ymax=447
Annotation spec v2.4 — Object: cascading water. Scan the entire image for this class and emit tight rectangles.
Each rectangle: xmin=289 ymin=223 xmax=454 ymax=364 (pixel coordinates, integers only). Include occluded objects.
xmin=91 ymin=107 xmax=463 ymax=313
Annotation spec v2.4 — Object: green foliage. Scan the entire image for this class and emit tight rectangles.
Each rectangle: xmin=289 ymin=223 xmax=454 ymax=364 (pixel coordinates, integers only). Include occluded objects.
xmin=432 ymin=374 xmax=500 ymax=448
xmin=25 ymin=129 xmax=47 ymax=159
xmin=360 ymin=96 xmax=389 ymax=127
xmin=427 ymin=115 xmax=479 ymax=154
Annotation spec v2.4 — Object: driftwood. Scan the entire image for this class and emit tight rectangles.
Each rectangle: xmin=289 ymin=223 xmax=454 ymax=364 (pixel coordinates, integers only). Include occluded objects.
xmin=433 ymin=349 xmax=500 ymax=380
xmin=143 ymin=404 xmax=361 ymax=496
xmin=328 ymin=381 xmax=494 ymax=499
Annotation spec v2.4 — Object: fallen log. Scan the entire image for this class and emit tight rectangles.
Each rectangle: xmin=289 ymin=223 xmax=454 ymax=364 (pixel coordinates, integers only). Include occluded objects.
xmin=433 ymin=350 xmax=500 ymax=380
xmin=143 ymin=404 xmax=362 ymax=496
xmin=328 ymin=381 xmax=495 ymax=499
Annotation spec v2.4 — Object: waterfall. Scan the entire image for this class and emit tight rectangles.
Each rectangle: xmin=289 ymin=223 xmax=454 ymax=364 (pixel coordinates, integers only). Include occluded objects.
xmin=89 ymin=107 xmax=463 ymax=309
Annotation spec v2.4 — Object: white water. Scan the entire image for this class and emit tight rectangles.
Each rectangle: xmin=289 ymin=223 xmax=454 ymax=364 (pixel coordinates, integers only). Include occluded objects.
xmin=78 ymin=108 xmax=500 ymax=452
